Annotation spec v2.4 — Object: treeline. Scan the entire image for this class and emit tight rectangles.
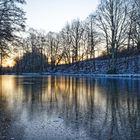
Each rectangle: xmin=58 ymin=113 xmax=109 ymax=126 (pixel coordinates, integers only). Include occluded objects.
xmin=0 ymin=0 xmax=140 ymax=74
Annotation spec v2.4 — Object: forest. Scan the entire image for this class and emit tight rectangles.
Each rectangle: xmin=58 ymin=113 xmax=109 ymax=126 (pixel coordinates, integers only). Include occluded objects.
xmin=0 ymin=0 xmax=140 ymax=74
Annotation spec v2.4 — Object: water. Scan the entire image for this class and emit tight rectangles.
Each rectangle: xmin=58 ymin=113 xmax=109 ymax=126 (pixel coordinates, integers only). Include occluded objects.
xmin=0 ymin=75 xmax=140 ymax=140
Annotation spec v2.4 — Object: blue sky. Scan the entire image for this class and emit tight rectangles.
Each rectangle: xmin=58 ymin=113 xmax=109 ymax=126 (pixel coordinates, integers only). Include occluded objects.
xmin=24 ymin=0 xmax=99 ymax=33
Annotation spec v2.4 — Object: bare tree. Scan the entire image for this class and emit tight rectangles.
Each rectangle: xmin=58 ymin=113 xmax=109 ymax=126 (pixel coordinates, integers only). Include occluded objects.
xmin=126 ymin=0 xmax=140 ymax=52
xmin=46 ymin=32 xmax=63 ymax=69
xmin=15 ymin=28 xmax=48 ymax=73
xmin=60 ymin=24 xmax=72 ymax=64
xmin=85 ymin=14 xmax=100 ymax=59
xmin=132 ymin=0 xmax=140 ymax=50
xmin=70 ymin=19 xmax=84 ymax=63
xmin=0 ymin=0 xmax=26 ymax=74
xmin=95 ymin=0 xmax=129 ymax=71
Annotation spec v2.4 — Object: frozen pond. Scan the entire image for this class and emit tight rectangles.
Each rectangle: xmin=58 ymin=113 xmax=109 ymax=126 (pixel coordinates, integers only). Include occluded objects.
xmin=0 ymin=75 xmax=140 ymax=140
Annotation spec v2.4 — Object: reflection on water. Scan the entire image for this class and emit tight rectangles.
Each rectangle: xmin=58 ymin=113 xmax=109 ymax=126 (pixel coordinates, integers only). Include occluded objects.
xmin=0 ymin=76 xmax=140 ymax=140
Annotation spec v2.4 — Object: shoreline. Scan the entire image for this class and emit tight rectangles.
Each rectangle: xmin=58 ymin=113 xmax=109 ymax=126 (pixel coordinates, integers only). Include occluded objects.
xmin=1 ymin=72 xmax=140 ymax=79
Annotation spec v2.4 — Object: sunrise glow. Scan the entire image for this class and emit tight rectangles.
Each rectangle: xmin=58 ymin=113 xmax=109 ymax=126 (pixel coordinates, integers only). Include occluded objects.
xmin=2 ymin=59 xmax=16 ymax=67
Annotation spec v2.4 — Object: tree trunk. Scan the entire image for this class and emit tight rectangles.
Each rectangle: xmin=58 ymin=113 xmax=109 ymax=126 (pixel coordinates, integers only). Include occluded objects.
xmin=0 ymin=49 xmax=3 ymax=75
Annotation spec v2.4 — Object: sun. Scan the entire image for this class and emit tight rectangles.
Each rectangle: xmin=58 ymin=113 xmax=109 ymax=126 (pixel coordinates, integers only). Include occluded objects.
xmin=2 ymin=59 xmax=16 ymax=67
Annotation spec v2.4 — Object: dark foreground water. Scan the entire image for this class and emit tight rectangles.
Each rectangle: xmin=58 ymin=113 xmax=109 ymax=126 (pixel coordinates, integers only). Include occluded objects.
xmin=0 ymin=75 xmax=140 ymax=140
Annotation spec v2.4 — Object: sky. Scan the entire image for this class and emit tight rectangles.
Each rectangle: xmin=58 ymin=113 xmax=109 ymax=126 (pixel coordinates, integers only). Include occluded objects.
xmin=24 ymin=0 xmax=99 ymax=33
